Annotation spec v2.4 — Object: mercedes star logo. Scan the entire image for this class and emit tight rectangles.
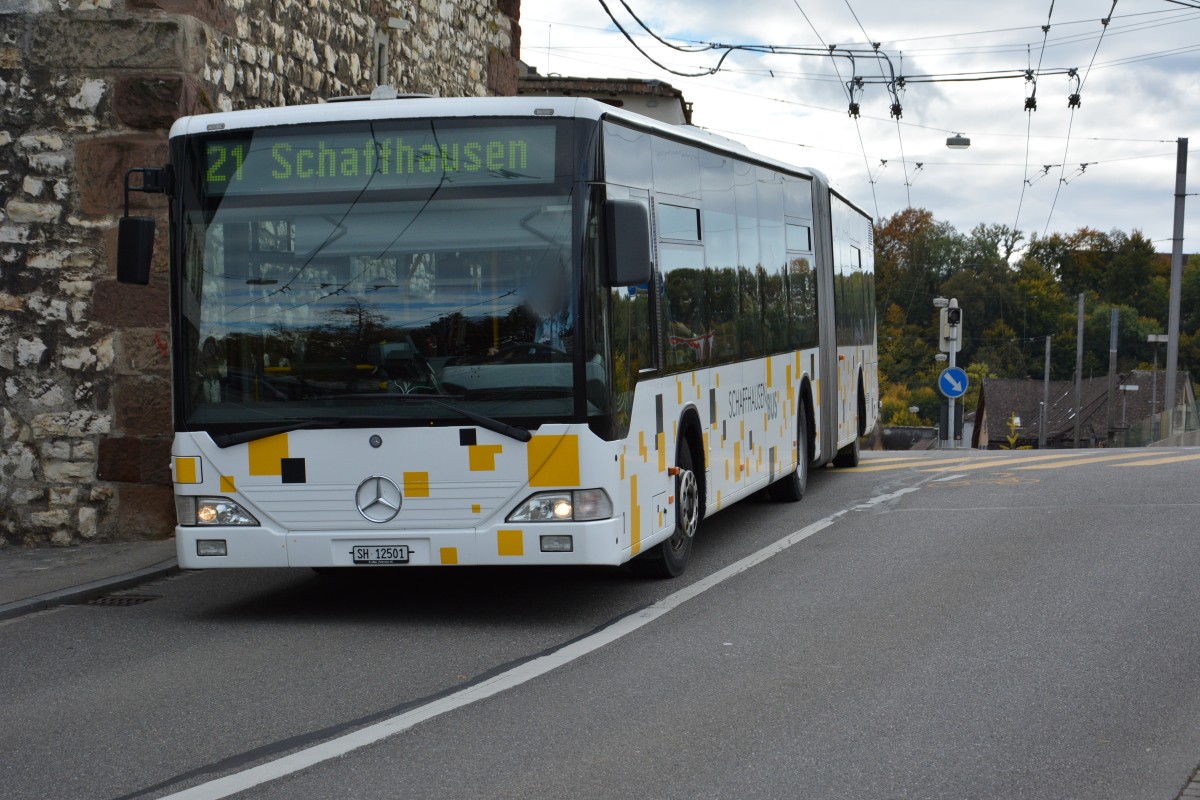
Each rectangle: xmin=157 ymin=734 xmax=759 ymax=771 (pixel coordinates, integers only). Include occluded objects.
xmin=355 ymin=475 xmax=403 ymax=523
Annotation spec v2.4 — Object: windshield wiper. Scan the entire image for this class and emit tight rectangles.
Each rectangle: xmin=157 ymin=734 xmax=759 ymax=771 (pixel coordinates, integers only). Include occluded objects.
xmin=335 ymin=393 xmax=532 ymax=442
xmin=428 ymin=398 xmax=532 ymax=442
xmin=209 ymin=418 xmax=344 ymax=448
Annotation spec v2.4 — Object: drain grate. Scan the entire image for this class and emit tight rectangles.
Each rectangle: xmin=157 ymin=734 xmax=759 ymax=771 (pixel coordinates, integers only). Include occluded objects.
xmin=84 ymin=594 xmax=161 ymax=607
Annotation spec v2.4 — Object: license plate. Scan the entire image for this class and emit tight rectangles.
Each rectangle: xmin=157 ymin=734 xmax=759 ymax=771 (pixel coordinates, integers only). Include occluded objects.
xmin=351 ymin=545 xmax=412 ymax=565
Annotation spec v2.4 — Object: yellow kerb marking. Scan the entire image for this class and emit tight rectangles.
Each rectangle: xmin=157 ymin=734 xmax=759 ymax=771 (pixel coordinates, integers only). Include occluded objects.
xmin=920 ymin=452 xmax=1097 ymax=472
xmin=1111 ymin=453 xmax=1200 ymax=467
xmin=497 ymin=530 xmax=524 ymax=557
xmin=527 ymin=434 xmax=580 ymax=487
xmin=1011 ymin=453 xmax=1153 ymax=470
xmin=220 ymin=475 xmax=236 ymax=493
xmin=248 ymin=433 xmax=288 ymax=476
xmin=468 ymin=444 xmax=503 ymax=471
xmin=174 ymin=457 xmax=199 ymax=484
xmin=404 ymin=472 xmax=430 ymax=497
xmin=440 ymin=547 xmax=459 ymax=565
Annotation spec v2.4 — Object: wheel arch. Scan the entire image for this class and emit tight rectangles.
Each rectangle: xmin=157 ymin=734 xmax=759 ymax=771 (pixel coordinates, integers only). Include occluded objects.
xmin=677 ymin=405 xmax=707 ymax=522
xmin=799 ymin=375 xmax=816 ymax=464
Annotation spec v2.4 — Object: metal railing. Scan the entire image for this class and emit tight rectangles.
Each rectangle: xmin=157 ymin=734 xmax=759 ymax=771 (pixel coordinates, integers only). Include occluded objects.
xmin=1111 ymin=402 xmax=1200 ymax=447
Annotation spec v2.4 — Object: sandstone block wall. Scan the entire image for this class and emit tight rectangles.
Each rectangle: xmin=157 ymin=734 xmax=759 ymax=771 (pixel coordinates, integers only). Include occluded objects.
xmin=0 ymin=0 xmax=520 ymax=547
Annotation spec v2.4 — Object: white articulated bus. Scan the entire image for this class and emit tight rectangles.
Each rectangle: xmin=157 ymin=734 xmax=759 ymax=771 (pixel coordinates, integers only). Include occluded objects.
xmin=118 ymin=94 xmax=877 ymax=578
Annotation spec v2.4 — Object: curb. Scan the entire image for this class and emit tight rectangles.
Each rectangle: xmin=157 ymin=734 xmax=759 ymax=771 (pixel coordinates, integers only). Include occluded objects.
xmin=0 ymin=558 xmax=180 ymax=622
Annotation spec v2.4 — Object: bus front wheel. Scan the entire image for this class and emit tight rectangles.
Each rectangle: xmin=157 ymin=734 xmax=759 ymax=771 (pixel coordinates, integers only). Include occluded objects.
xmin=631 ymin=440 xmax=699 ymax=578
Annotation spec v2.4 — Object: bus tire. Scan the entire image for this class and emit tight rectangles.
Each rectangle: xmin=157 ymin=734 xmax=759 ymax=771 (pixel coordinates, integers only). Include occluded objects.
xmin=768 ymin=406 xmax=809 ymax=502
xmin=834 ymin=384 xmax=865 ymax=468
xmin=833 ymin=434 xmax=860 ymax=468
xmin=630 ymin=438 xmax=699 ymax=579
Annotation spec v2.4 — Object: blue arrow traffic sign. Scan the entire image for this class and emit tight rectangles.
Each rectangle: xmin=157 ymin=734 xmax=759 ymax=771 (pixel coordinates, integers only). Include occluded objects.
xmin=938 ymin=366 xmax=968 ymax=399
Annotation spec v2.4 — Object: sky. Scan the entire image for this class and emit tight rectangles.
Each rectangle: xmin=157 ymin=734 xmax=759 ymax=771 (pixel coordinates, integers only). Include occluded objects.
xmin=518 ymin=0 xmax=1200 ymax=256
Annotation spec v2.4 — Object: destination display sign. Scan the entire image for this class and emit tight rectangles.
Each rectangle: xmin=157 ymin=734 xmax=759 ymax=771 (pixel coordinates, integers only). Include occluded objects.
xmin=200 ymin=123 xmax=559 ymax=196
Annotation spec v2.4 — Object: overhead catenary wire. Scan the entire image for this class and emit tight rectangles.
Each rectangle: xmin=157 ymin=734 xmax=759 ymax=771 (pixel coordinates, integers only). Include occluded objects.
xmin=843 ymin=0 xmax=914 ymax=208
xmin=1042 ymin=0 xmax=1118 ymax=237
xmin=790 ymin=0 xmax=883 ymax=219
xmin=554 ymin=1 xmax=1195 ymax=242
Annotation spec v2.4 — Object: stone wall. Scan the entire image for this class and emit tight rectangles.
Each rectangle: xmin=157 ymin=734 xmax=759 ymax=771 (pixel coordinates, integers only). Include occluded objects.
xmin=0 ymin=0 xmax=520 ymax=547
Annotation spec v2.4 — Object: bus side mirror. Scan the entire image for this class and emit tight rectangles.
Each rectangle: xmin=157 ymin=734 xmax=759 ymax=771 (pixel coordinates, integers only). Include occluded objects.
xmin=116 ymin=166 xmax=171 ymax=285
xmin=117 ymin=217 xmax=155 ymax=285
xmin=604 ymin=198 xmax=651 ymax=287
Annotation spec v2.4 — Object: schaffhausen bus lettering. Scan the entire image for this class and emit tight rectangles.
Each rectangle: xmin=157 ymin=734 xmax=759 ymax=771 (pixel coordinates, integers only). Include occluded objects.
xmin=264 ymin=138 xmax=529 ymax=181
xmin=727 ymin=384 xmax=780 ymax=420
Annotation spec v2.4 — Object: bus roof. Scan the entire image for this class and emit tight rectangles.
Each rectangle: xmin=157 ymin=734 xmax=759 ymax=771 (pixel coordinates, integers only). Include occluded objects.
xmin=169 ymin=93 xmax=857 ymax=214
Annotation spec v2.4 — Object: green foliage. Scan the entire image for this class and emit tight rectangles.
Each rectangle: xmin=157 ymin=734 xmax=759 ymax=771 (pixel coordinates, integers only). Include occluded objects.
xmin=874 ymin=210 xmax=1195 ymax=422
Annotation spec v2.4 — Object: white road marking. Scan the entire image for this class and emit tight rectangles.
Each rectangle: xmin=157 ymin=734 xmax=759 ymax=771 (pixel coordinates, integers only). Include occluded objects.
xmin=161 ymin=489 xmax=921 ymax=799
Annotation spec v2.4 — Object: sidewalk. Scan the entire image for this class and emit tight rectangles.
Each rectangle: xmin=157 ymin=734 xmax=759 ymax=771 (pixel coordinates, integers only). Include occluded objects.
xmin=0 ymin=538 xmax=178 ymax=621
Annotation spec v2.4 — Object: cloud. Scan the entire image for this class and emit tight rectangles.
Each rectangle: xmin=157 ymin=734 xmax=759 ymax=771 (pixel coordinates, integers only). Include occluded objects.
xmin=523 ymin=0 xmax=1199 ymax=248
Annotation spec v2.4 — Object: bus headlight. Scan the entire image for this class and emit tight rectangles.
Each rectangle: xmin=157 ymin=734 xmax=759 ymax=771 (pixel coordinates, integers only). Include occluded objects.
xmin=507 ymin=489 xmax=613 ymax=522
xmin=176 ymin=496 xmax=260 ymax=526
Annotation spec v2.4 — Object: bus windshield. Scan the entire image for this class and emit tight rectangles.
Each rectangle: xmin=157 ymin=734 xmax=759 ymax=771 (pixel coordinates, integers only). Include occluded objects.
xmin=176 ymin=118 xmax=583 ymax=432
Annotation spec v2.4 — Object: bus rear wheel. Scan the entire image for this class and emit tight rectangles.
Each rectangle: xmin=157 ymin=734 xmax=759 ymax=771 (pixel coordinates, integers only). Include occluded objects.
xmin=833 ymin=435 xmax=860 ymax=468
xmin=768 ymin=413 xmax=809 ymax=502
xmin=631 ymin=440 xmax=699 ymax=579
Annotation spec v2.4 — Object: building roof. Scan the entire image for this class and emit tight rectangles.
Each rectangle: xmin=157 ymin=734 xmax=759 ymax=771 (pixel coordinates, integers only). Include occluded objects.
xmin=517 ymin=65 xmax=693 ymax=125
xmin=971 ymin=370 xmax=1194 ymax=448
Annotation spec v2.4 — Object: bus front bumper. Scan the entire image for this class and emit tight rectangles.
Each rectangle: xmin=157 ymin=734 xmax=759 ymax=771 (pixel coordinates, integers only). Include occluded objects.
xmin=176 ymin=518 xmax=627 ymax=569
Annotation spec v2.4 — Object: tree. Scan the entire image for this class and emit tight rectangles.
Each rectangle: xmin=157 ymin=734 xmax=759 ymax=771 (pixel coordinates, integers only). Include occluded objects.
xmin=874 ymin=208 xmax=963 ymax=323
xmin=877 ymin=302 xmax=936 ymax=390
xmin=1104 ymin=230 xmax=1156 ymax=311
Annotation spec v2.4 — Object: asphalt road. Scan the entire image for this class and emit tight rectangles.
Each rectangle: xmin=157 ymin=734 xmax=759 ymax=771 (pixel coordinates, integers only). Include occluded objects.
xmin=3 ymin=448 xmax=1200 ymax=800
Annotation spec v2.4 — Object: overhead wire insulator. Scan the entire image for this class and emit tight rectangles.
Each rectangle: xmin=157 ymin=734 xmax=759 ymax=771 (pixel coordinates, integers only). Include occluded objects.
xmin=1024 ymin=96 xmax=1037 ymax=111
xmin=890 ymin=102 xmax=902 ymax=119
xmin=1068 ymin=93 xmax=1081 ymax=109
xmin=848 ymin=102 xmax=860 ymax=118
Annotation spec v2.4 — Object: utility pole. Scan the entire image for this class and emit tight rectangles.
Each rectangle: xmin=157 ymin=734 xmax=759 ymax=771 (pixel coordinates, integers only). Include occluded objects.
xmin=1040 ymin=335 xmax=1051 ymax=448
xmin=1073 ymin=293 xmax=1085 ymax=448
xmin=1164 ymin=137 xmax=1188 ymax=439
xmin=1105 ymin=308 xmax=1119 ymax=445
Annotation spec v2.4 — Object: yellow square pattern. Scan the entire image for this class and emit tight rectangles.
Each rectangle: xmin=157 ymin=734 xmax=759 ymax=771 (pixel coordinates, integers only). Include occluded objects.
xmin=174 ymin=457 xmax=200 ymax=484
xmin=440 ymin=547 xmax=459 ymax=565
xmin=404 ymin=472 xmax=430 ymax=498
xmin=220 ymin=475 xmax=236 ymax=493
xmin=527 ymin=434 xmax=580 ymax=487
xmin=498 ymin=529 xmax=524 ymax=557
xmin=248 ymin=434 xmax=288 ymax=476
xmin=468 ymin=444 xmax=503 ymax=471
